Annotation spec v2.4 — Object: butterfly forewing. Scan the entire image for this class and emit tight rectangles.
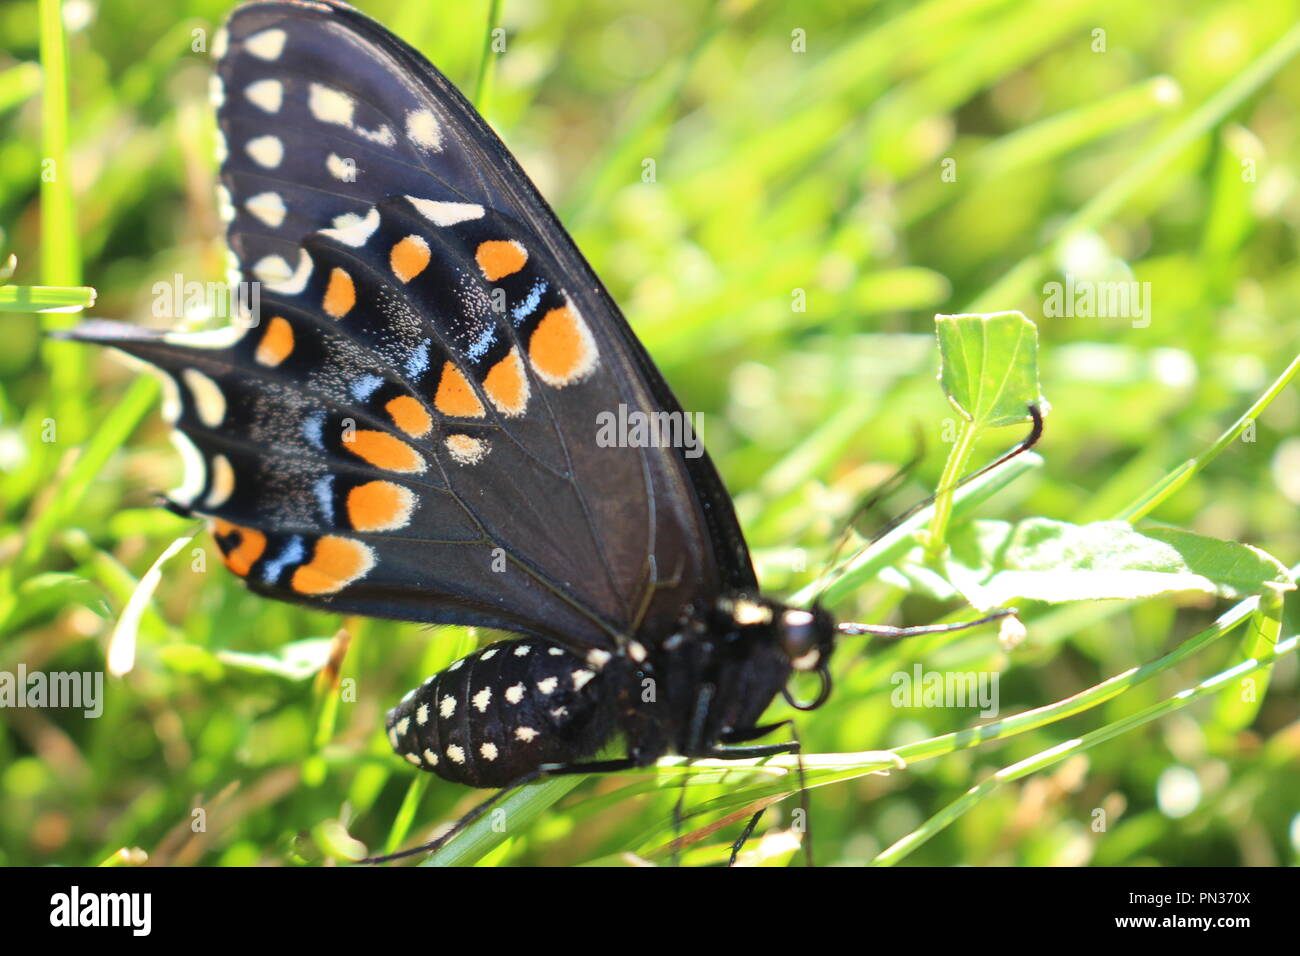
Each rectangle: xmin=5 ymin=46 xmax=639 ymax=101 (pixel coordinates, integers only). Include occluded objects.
xmin=71 ymin=0 xmax=755 ymax=654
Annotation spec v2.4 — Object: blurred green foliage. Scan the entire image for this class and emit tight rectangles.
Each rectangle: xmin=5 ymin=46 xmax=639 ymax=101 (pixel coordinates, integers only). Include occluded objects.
xmin=1 ymin=0 xmax=1298 ymax=866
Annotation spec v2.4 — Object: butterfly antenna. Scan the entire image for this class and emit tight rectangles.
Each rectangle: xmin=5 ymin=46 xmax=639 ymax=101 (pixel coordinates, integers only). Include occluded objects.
xmin=838 ymin=607 xmax=1017 ymax=642
xmin=815 ymin=403 xmax=1043 ymax=604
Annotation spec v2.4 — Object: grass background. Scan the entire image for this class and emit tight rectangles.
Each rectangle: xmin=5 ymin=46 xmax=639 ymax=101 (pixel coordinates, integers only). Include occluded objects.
xmin=2 ymin=0 xmax=1299 ymax=866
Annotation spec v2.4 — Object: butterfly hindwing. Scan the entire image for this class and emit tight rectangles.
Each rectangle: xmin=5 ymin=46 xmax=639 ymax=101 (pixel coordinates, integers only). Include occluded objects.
xmin=70 ymin=0 xmax=755 ymax=652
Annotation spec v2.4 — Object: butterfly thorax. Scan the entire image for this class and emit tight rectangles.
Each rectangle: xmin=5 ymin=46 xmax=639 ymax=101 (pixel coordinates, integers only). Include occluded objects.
xmin=616 ymin=595 xmax=838 ymax=764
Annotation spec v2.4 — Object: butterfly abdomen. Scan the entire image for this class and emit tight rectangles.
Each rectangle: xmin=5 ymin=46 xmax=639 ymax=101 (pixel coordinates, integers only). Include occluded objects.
xmin=386 ymin=639 xmax=620 ymax=788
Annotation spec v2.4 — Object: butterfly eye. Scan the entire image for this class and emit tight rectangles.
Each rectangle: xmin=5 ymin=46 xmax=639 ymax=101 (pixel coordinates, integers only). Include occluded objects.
xmin=780 ymin=608 xmax=826 ymax=670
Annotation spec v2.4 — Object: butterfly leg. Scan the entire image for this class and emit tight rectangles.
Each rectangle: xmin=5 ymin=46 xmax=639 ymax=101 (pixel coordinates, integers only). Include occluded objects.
xmin=719 ymin=720 xmax=790 ymax=745
xmin=706 ymin=722 xmax=816 ymax=867
xmin=729 ymin=809 xmax=766 ymax=866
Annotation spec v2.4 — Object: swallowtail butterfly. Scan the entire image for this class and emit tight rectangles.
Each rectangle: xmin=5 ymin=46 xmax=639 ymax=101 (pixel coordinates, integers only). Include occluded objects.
xmin=69 ymin=0 xmax=1023 ymax=864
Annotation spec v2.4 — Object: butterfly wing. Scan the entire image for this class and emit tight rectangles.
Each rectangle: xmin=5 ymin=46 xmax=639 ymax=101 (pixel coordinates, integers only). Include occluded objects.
xmin=69 ymin=0 xmax=754 ymax=652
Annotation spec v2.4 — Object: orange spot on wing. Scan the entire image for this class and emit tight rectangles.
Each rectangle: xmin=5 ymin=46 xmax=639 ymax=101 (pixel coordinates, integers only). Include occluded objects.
xmin=323 ymin=267 xmax=355 ymax=318
xmin=291 ymin=535 xmax=375 ymax=595
xmin=211 ymin=519 xmax=266 ymax=577
xmin=475 ymin=239 xmax=528 ymax=281
xmin=434 ymin=361 xmax=485 ymax=418
xmin=386 ymin=395 xmax=432 ymax=437
xmin=343 ymin=429 xmax=425 ymax=473
xmin=483 ymin=347 xmax=529 ymax=416
xmin=390 ymin=235 xmax=431 ymax=283
xmin=528 ymin=304 xmax=598 ymax=386
xmin=347 ymin=480 xmax=415 ymax=531
xmin=255 ymin=316 xmax=294 ymax=367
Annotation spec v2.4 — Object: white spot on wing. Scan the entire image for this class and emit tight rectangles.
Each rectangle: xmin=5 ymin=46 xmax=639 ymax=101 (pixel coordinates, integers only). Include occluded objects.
xmin=163 ymin=325 xmax=248 ymax=349
xmin=405 ymin=196 xmax=484 ymax=226
xmin=536 ymin=677 xmax=558 ymax=695
xmin=586 ymin=649 xmax=611 ymax=669
xmin=446 ymin=744 xmax=465 ymax=764
xmin=514 ymin=645 xmax=531 ymax=656
xmin=244 ymin=191 xmax=286 ymax=228
xmin=212 ymin=27 xmax=229 ymax=60
xmin=320 ymin=207 xmax=380 ymax=248
xmin=182 ymin=368 xmax=226 ymax=428
xmin=416 ymin=703 xmax=429 ymax=725
xmin=308 ymin=82 xmax=355 ymax=127
xmin=326 ymin=153 xmax=356 ymax=181
xmin=267 ymin=249 xmax=313 ymax=295
xmin=439 ymin=695 xmax=456 ymax=718
xmin=472 ymin=687 xmax=491 ymax=713
xmin=244 ymin=28 xmax=287 ymax=61
xmin=480 ymin=742 xmax=498 ymax=761
xmin=246 ymin=134 xmax=283 ymax=169
xmin=406 ymin=109 xmax=442 ymax=151
xmin=572 ymin=669 xmax=596 ymax=692
xmin=515 ymin=727 xmax=538 ymax=743
xmin=252 ymin=255 xmax=292 ymax=285
xmin=404 ymin=752 xmax=422 ymax=766
xmin=168 ymin=431 xmax=207 ymax=507
xmin=209 ymin=75 xmax=225 ymax=108
xmin=504 ymin=683 xmax=524 ymax=704
xmin=205 ymin=453 xmax=235 ymax=508
xmin=355 ymin=124 xmax=395 ymax=146
xmin=215 ymin=184 xmax=235 ymax=223
xmin=423 ymin=748 xmax=439 ymax=766
xmin=244 ymin=78 xmax=283 ymax=114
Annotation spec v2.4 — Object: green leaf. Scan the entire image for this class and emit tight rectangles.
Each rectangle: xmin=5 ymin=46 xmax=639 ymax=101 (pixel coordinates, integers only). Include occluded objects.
xmin=0 ymin=284 xmax=96 ymax=313
xmin=935 ymin=311 xmax=1044 ymax=428
xmin=935 ymin=518 xmax=1294 ymax=609
xmin=6 ymin=572 xmax=111 ymax=629
xmin=218 ymin=638 xmax=337 ymax=682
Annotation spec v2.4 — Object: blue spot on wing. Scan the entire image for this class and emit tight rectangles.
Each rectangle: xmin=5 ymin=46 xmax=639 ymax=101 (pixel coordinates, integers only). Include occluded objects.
xmin=512 ymin=279 xmax=546 ymax=325
xmin=466 ymin=326 xmax=496 ymax=362
xmin=351 ymin=374 xmax=384 ymax=402
xmin=405 ymin=338 xmax=431 ymax=379
xmin=313 ymin=475 xmax=336 ymax=524
xmin=262 ymin=535 xmax=305 ymax=583
xmin=303 ymin=410 xmax=326 ymax=449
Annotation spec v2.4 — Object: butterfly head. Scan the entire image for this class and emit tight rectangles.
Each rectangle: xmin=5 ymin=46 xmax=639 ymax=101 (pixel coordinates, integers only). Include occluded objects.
xmin=712 ymin=596 xmax=838 ymax=713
